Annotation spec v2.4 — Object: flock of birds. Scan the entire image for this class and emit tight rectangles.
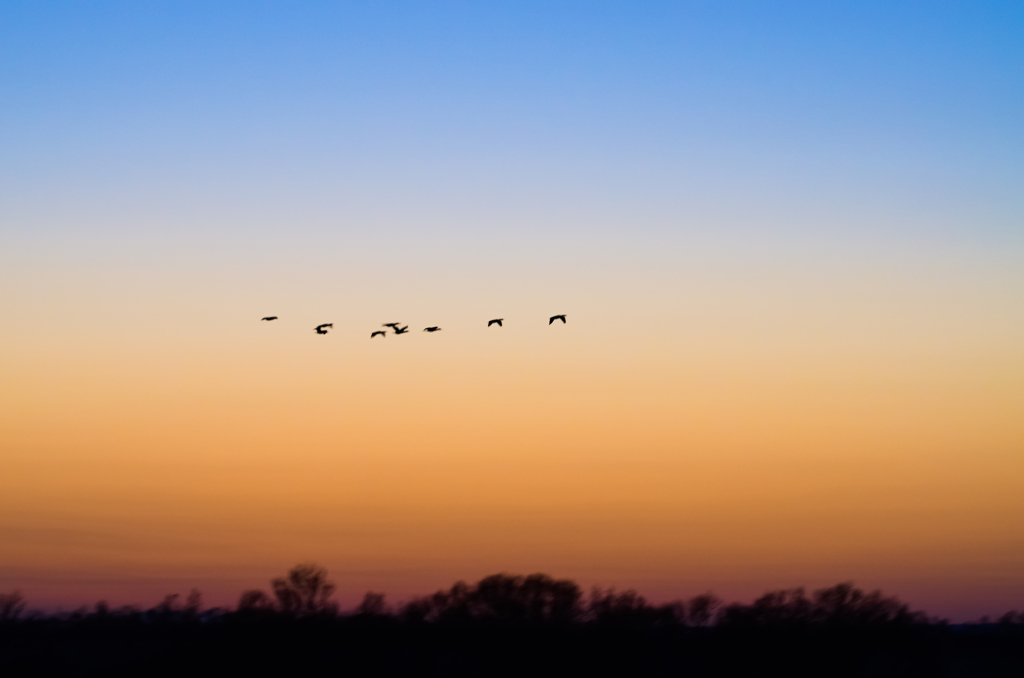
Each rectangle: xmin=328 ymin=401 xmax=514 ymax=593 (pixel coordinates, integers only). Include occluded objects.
xmin=259 ymin=315 xmax=567 ymax=337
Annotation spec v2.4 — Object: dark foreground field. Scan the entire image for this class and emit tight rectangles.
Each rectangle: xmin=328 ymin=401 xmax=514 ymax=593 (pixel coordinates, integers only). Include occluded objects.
xmin=3 ymin=568 xmax=1023 ymax=677
xmin=4 ymin=617 xmax=1024 ymax=677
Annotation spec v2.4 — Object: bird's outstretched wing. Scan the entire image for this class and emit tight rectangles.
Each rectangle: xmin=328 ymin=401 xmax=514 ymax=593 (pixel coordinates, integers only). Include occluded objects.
xmin=549 ymin=315 xmax=566 ymax=324
xmin=488 ymin=318 xmax=503 ymax=327
xmin=383 ymin=323 xmax=400 ymax=329
xmin=423 ymin=326 xmax=441 ymax=332
xmin=371 ymin=331 xmax=386 ymax=338
xmin=261 ymin=316 xmax=278 ymax=321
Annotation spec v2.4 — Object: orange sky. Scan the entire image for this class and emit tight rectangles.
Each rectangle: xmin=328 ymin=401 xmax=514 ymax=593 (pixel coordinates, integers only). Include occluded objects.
xmin=2 ymin=235 xmax=1022 ymax=620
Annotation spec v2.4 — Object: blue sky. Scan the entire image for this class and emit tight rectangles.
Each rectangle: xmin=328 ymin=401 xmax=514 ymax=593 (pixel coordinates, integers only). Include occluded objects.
xmin=2 ymin=1 xmax=1021 ymax=247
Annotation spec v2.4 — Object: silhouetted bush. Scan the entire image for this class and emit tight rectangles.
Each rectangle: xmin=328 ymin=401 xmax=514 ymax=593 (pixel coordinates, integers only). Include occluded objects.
xmin=686 ymin=593 xmax=722 ymax=626
xmin=999 ymin=610 xmax=1024 ymax=625
xmin=587 ymin=587 xmax=680 ymax=627
xmin=401 ymin=573 xmax=581 ymax=624
xmin=717 ymin=583 xmax=928 ymax=628
xmin=0 ymin=591 xmax=26 ymax=621
xmin=237 ymin=588 xmax=275 ymax=614
xmin=355 ymin=591 xmax=388 ymax=617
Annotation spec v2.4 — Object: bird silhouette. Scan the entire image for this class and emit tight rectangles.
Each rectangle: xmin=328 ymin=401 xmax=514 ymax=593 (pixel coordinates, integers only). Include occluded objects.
xmin=423 ymin=326 xmax=442 ymax=332
xmin=261 ymin=316 xmax=278 ymax=321
xmin=315 ymin=323 xmax=333 ymax=335
xmin=382 ymin=323 xmax=401 ymax=329
xmin=488 ymin=318 xmax=503 ymax=327
xmin=393 ymin=325 xmax=409 ymax=335
xmin=549 ymin=315 xmax=566 ymax=324
xmin=370 ymin=331 xmax=386 ymax=338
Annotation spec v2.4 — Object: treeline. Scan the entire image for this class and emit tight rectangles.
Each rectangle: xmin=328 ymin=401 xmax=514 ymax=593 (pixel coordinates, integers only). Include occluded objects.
xmin=2 ymin=566 xmax=1024 ymax=676
xmin=0 ymin=565 xmax=950 ymax=626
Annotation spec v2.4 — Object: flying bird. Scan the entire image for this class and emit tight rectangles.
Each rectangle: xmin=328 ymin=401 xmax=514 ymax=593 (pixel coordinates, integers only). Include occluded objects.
xmin=315 ymin=323 xmax=333 ymax=335
xmin=487 ymin=318 xmax=503 ymax=327
xmin=549 ymin=315 xmax=566 ymax=324
xmin=423 ymin=326 xmax=442 ymax=332
xmin=382 ymin=323 xmax=401 ymax=329
xmin=261 ymin=316 xmax=278 ymax=321
xmin=370 ymin=331 xmax=386 ymax=338
xmin=393 ymin=325 xmax=410 ymax=335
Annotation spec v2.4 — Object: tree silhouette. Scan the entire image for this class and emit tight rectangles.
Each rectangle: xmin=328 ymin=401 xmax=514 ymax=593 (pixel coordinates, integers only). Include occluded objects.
xmin=183 ymin=589 xmax=202 ymax=618
xmin=718 ymin=583 xmax=927 ymax=627
xmin=0 ymin=591 xmax=25 ymax=621
xmin=999 ymin=610 xmax=1024 ymax=625
xmin=154 ymin=593 xmax=181 ymax=620
xmin=237 ymin=589 xmax=275 ymax=613
xmin=685 ymin=593 xmax=721 ymax=627
xmin=586 ymin=587 xmax=686 ymax=627
xmin=811 ymin=582 xmax=921 ymax=625
xmin=271 ymin=564 xmax=336 ymax=616
xmin=402 ymin=573 xmax=581 ymax=623
xmin=355 ymin=592 xmax=387 ymax=617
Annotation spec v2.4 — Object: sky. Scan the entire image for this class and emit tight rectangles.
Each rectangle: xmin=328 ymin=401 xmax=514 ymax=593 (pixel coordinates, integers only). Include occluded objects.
xmin=1 ymin=1 xmax=1022 ymax=621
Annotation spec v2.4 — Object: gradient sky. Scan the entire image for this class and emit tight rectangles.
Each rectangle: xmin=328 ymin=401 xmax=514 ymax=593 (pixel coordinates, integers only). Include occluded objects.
xmin=1 ymin=1 xmax=1022 ymax=621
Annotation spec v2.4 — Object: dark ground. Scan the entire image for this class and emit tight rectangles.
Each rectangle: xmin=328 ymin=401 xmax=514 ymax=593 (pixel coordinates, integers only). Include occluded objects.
xmin=3 ymin=617 xmax=1024 ymax=677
